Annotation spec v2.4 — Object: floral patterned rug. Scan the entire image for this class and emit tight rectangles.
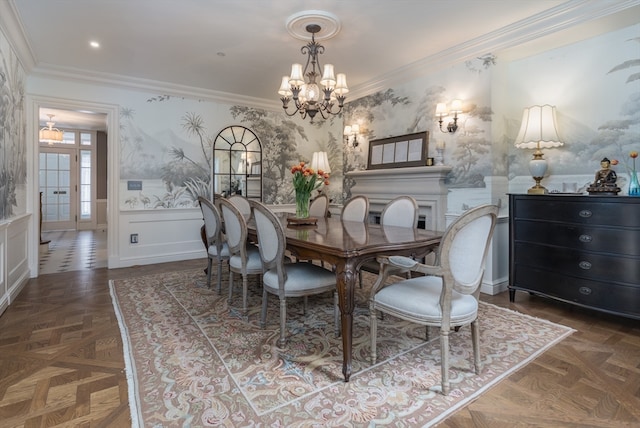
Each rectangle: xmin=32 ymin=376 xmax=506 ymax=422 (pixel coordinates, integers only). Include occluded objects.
xmin=110 ymin=267 xmax=574 ymax=427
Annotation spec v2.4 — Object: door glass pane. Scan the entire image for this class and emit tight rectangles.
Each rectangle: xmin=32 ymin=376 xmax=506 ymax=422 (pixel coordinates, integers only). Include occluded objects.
xmin=61 ymin=131 xmax=75 ymax=145
xmin=80 ymin=132 xmax=92 ymax=146
xmin=41 ymin=152 xmax=72 ymax=223
xmin=80 ymin=150 xmax=92 ymax=219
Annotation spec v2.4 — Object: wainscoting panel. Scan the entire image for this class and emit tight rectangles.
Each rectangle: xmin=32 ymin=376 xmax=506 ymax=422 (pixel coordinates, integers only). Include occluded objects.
xmin=117 ymin=209 xmax=205 ymax=268
xmin=0 ymin=214 xmax=31 ymax=315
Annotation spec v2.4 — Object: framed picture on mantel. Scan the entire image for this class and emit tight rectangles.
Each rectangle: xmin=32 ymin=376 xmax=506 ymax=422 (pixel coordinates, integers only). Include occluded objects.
xmin=366 ymin=131 xmax=429 ymax=170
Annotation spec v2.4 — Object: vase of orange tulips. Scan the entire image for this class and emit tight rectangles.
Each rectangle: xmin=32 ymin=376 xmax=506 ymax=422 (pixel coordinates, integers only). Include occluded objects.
xmin=290 ymin=161 xmax=330 ymax=218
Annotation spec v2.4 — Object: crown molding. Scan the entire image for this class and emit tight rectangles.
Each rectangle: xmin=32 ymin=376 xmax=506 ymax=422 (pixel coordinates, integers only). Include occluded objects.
xmin=0 ymin=0 xmax=36 ymax=71
xmin=29 ymin=63 xmax=281 ymax=112
xmin=348 ymin=0 xmax=640 ymax=100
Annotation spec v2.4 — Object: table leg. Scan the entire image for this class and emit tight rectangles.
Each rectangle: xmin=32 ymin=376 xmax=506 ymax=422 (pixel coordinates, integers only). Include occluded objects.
xmin=335 ymin=260 xmax=357 ymax=381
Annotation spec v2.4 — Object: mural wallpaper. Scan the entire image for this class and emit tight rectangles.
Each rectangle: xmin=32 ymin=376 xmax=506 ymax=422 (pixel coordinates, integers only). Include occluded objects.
xmin=119 ymin=96 xmax=343 ymax=210
xmin=505 ymin=24 xmax=640 ymax=195
xmin=342 ymin=23 xmax=639 ymax=205
xmin=0 ymin=28 xmax=26 ymax=221
xmin=342 ymin=58 xmax=495 ymax=201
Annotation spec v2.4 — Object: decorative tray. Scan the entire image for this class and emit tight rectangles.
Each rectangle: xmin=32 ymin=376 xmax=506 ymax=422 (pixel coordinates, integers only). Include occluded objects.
xmin=286 ymin=216 xmax=318 ymax=227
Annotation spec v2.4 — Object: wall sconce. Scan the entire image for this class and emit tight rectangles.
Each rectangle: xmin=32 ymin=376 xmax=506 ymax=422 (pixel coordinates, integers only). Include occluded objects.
xmin=435 ymin=99 xmax=463 ymax=133
xmin=343 ymin=124 xmax=361 ymax=147
xmin=514 ymin=105 xmax=564 ymax=194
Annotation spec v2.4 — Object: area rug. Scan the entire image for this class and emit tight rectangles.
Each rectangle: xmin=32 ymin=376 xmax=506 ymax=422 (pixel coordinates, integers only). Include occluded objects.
xmin=109 ymin=267 xmax=574 ymax=427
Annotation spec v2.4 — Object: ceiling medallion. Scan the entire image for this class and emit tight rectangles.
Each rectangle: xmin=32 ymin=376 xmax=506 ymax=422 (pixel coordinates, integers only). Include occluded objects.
xmin=286 ymin=10 xmax=341 ymax=41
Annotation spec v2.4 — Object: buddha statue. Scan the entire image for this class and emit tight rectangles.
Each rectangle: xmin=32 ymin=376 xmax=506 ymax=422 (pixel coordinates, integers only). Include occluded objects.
xmin=587 ymin=157 xmax=621 ymax=195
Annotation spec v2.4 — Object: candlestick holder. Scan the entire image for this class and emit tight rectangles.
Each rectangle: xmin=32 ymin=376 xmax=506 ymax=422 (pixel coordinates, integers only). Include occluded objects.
xmin=435 ymin=148 xmax=445 ymax=166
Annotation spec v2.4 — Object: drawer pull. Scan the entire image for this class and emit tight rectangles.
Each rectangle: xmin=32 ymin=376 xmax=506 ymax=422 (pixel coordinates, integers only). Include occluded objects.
xmin=579 ymin=286 xmax=592 ymax=295
xmin=579 ymin=261 xmax=592 ymax=270
xmin=579 ymin=234 xmax=592 ymax=243
xmin=579 ymin=210 xmax=592 ymax=218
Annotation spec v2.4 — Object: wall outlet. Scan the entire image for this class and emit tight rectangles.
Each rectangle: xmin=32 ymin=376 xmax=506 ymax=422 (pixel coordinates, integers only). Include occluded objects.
xmin=130 ymin=233 xmax=138 ymax=244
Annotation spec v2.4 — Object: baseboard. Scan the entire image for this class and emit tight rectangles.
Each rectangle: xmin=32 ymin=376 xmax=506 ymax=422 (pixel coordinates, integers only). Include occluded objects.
xmin=110 ymin=250 xmax=205 ymax=269
xmin=480 ymin=278 xmax=509 ymax=295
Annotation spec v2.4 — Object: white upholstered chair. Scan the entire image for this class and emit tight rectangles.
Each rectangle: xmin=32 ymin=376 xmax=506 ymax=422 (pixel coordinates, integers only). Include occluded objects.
xmin=340 ymin=195 xmax=369 ymax=222
xmin=218 ymin=198 xmax=263 ymax=316
xmin=227 ymin=194 xmax=252 ymax=219
xmin=198 ymin=196 xmax=230 ymax=293
xmin=250 ymin=200 xmax=339 ymax=347
xmin=369 ymin=204 xmax=499 ymax=395
xmin=309 ymin=193 xmax=329 ymax=218
xmin=359 ymin=195 xmax=419 ymax=287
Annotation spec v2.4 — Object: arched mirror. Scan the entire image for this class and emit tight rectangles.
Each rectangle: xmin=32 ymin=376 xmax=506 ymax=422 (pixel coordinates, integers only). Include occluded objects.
xmin=212 ymin=126 xmax=262 ymax=200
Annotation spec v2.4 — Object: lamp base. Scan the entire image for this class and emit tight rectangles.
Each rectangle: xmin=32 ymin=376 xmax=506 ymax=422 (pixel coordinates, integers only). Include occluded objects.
xmin=527 ymin=186 xmax=548 ymax=195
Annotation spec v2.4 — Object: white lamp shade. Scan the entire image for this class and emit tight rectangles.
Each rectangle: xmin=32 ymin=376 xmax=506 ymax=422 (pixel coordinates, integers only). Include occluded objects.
xmin=514 ymin=105 xmax=563 ymax=149
xmin=289 ymin=63 xmax=305 ymax=86
xmin=435 ymin=103 xmax=448 ymax=117
xmin=351 ymin=124 xmax=360 ymax=134
xmin=334 ymin=73 xmax=349 ymax=95
xmin=320 ymin=64 xmax=336 ymax=87
xmin=311 ymin=151 xmax=331 ymax=174
xmin=343 ymin=125 xmax=352 ymax=136
xmin=278 ymin=76 xmax=292 ymax=96
xmin=450 ymin=99 xmax=463 ymax=113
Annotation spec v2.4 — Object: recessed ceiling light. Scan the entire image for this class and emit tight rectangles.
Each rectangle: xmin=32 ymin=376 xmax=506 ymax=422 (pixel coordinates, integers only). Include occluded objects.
xmin=90 ymin=41 xmax=100 ymax=48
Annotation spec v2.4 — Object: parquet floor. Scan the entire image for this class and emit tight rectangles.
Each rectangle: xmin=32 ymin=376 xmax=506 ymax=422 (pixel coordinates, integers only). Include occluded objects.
xmin=1 ymin=260 xmax=639 ymax=427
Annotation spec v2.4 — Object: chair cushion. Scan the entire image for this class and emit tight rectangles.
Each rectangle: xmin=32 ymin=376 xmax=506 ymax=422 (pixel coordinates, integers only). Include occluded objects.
xmin=229 ymin=246 xmax=262 ymax=271
xmin=263 ymin=263 xmax=335 ymax=295
xmin=373 ymin=276 xmax=478 ymax=325
xmin=208 ymin=242 xmax=230 ymax=258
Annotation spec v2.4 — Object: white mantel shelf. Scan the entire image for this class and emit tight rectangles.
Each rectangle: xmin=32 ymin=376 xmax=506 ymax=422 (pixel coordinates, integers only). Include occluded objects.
xmin=346 ymin=165 xmax=452 ymax=232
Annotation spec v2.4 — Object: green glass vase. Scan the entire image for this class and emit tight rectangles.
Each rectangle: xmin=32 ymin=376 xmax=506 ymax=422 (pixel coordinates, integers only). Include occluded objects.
xmin=295 ymin=189 xmax=311 ymax=218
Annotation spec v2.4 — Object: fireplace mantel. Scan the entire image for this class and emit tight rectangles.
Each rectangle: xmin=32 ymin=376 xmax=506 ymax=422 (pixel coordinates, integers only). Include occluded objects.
xmin=346 ymin=166 xmax=451 ymax=231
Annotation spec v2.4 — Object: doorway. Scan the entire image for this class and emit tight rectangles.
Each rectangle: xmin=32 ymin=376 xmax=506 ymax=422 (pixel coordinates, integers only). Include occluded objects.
xmin=36 ymin=105 xmax=109 ymax=273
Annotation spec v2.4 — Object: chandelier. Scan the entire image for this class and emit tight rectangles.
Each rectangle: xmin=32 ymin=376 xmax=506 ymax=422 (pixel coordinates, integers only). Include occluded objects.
xmin=278 ymin=24 xmax=348 ymax=123
xmin=39 ymin=114 xmax=64 ymax=144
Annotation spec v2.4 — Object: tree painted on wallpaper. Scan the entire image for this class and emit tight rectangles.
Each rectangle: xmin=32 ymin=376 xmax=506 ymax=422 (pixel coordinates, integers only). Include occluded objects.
xmin=342 ymin=89 xmax=411 ymax=198
xmin=121 ymin=107 xmax=207 ymax=209
xmin=0 ymin=41 xmax=25 ymax=220
xmin=447 ymin=104 xmax=494 ymax=187
xmin=594 ymin=37 xmax=640 ymax=185
xmin=230 ymin=105 xmax=307 ymax=204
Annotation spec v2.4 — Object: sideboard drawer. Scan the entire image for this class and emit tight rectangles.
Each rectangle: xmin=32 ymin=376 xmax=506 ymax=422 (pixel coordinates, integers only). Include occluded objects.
xmin=512 ymin=265 xmax=640 ymax=319
xmin=513 ymin=197 xmax=640 ymax=228
xmin=514 ymin=220 xmax=640 ymax=255
xmin=514 ymin=242 xmax=638 ymax=285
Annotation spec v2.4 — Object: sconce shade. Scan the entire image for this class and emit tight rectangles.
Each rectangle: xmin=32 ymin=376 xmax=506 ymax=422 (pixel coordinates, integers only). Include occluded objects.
xmin=343 ymin=125 xmax=352 ymax=136
xmin=311 ymin=151 xmax=331 ymax=174
xmin=450 ymin=99 xmax=463 ymax=113
xmin=514 ymin=105 xmax=563 ymax=150
xmin=435 ymin=103 xmax=448 ymax=117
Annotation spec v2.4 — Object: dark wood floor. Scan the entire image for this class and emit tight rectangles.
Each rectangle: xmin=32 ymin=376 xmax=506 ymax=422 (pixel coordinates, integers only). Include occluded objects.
xmin=1 ymin=260 xmax=639 ymax=427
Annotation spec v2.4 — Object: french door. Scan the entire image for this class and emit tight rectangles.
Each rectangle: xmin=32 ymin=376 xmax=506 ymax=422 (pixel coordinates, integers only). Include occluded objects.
xmin=39 ymin=148 xmax=78 ymax=230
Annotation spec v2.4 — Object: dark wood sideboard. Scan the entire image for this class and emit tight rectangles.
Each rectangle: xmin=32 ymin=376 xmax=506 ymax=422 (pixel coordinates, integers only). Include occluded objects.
xmin=509 ymin=193 xmax=640 ymax=320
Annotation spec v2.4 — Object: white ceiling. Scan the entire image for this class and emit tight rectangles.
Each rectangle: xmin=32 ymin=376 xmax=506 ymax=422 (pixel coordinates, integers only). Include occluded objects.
xmin=7 ymin=0 xmax=639 ymax=130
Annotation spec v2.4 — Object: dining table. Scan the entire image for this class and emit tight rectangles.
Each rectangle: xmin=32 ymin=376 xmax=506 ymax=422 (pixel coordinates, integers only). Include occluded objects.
xmin=250 ymin=212 xmax=442 ymax=382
